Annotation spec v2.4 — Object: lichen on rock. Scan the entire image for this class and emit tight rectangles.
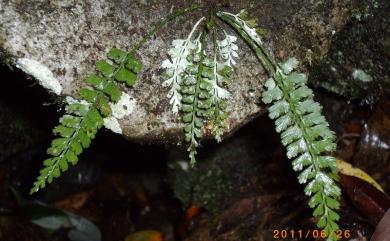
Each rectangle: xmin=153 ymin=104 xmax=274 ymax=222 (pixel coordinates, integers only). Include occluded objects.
xmin=16 ymin=58 xmax=62 ymax=95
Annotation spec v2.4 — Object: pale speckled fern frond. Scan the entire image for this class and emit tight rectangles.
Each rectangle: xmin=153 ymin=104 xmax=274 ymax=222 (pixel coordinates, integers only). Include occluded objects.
xmin=162 ymin=17 xmax=206 ymax=113
xmin=162 ymin=17 xmax=239 ymax=163
xmin=218 ymin=10 xmax=341 ymax=241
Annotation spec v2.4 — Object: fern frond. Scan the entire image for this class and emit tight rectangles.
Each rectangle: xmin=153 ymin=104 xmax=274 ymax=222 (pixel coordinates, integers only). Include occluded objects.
xmin=181 ymin=30 xmax=209 ymax=166
xmin=30 ymin=103 xmax=103 ymax=194
xmin=31 ymin=48 xmax=142 ymax=194
xmin=218 ymin=11 xmax=341 ymax=240
xmin=162 ymin=17 xmax=206 ymax=113
xmin=162 ymin=17 xmax=238 ymax=163
xmin=210 ymin=35 xmax=236 ymax=142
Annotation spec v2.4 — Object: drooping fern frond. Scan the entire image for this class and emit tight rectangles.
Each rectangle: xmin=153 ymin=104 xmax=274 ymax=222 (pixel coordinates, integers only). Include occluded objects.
xmin=162 ymin=17 xmax=206 ymax=113
xmin=218 ymin=11 xmax=341 ymax=240
xmin=31 ymin=48 xmax=142 ymax=194
xmin=162 ymin=17 xmax=238 ymax=164
xmin=181 ymin=30 xmax=208 ymax=166
xmin=31 ymin=4 xmax=205 ymax=194
xmin=210 ymin=31 xmax=237 ymax=141
xmin=263 ymin=59 xmax=341 ymax=238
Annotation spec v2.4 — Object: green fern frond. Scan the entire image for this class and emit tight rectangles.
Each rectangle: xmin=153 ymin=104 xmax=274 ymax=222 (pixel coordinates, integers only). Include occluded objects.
xmin=264 ymin=61 xmax=341 ymax=238
xmin=31 ymin=5 xmax=204 ymax=193
xmin=30 ymin=103 xmax=103 ymax=194
xmin=218 ymin=11 xmax=341 ymax=240
xmin=31 ymin=48 xmax=142 ymax=194
xmin=181 ymin=30 xmax=209 ymax=166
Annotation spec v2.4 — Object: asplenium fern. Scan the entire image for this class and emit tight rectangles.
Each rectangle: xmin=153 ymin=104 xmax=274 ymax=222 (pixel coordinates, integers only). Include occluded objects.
xmin=162 ymin=17 xmax=205 ymax=114
xmin=31 ymin=49 xmax=142 ymax=194
xmin=29 ymin=5 xmax=342 ymax=240
xmin=217 ymin=10 xmax=341 ymax=240
xmin=31 ymin=4 xmax=201 ymax=194
xmin=162 ymin=17 xmax=237 ymax=165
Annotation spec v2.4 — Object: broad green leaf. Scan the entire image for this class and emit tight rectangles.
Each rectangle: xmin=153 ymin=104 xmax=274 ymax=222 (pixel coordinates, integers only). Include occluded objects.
xmin=77 ymin=131 xmax=90 ymax=148
xmin=181 ymin=104 xmax=193 ymax=113
xmin=71 ymin=141 xmax=83 ymax=155
xmin=313 ymin=203 xmax=324 ymax=216
xmin=183 ymin=113 xmax=193 ymax=123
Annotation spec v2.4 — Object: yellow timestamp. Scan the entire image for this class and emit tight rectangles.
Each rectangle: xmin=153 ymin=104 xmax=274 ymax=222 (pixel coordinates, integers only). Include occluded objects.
xmin=273 ymin=229 xmax=351 ymax=239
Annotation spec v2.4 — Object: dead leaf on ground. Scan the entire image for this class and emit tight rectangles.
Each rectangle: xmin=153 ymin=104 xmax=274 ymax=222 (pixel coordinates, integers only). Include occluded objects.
xmin=53 ymin=191 xmax=91 ymax=211
xmin=337 ymin=159 xmax=384 ymax=193
xmin=339 ymin=174 xmax=390 ymax=225
xmin=125 ymin=230 xmax=163 ymax=241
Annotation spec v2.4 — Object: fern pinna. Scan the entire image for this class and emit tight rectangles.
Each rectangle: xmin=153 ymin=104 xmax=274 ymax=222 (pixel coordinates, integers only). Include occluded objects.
xmin=30 ymin=49 xmax=142 ymax=194
xmin=217 ymin=10 xmax=341 ymax=240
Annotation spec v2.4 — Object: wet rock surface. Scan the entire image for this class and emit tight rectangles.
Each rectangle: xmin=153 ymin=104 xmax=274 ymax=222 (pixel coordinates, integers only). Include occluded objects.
xmin=0 ymin=0 xmax=361 ymax=142
xmin=309 ymin=1 xmax=390 ymax=104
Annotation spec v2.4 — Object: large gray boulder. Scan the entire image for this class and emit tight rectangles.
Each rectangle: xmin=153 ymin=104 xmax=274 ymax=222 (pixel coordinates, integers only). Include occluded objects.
xmin=0 ymin=0 xmax=361 ymax=143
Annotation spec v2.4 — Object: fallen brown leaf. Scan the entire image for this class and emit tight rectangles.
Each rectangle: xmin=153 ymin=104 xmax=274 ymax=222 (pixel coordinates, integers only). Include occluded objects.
xmin=53 ymin=191 xmax=91 ymax=211
xmin=339 ymin=174 xmax=390 ymax=225
xmin=125 ymin=230 xmax=163 ymax=241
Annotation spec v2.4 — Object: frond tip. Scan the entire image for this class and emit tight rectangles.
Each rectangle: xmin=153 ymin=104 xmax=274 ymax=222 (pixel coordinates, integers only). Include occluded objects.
xmin=31 ymin=104 xmax=103 ymax=194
